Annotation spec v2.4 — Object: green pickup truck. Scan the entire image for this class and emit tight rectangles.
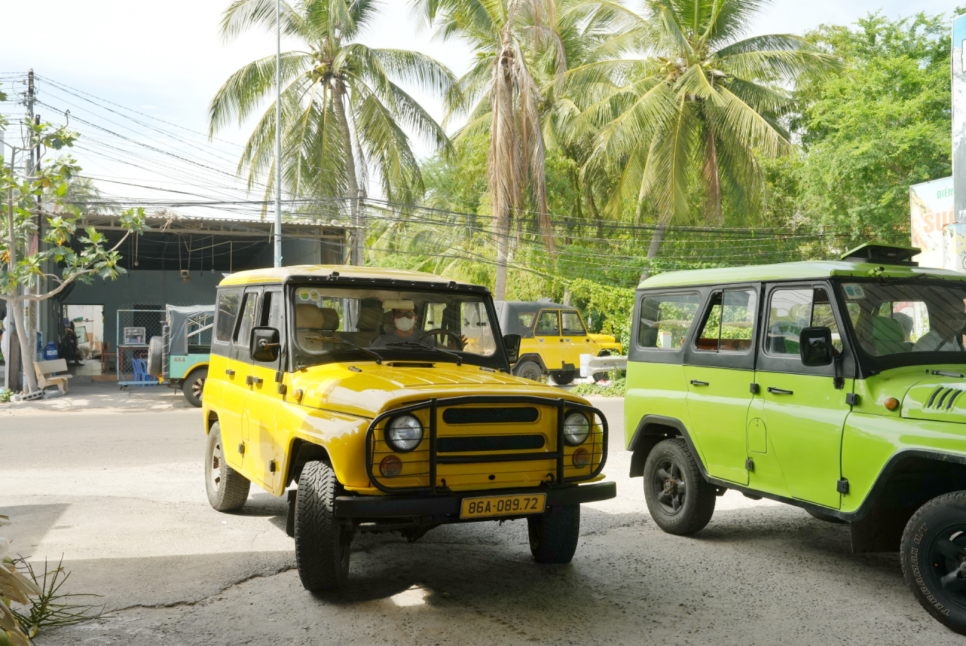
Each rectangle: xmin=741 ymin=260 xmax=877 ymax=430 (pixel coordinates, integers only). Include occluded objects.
xmin=624 ymin=244 xmax=966 ymax=634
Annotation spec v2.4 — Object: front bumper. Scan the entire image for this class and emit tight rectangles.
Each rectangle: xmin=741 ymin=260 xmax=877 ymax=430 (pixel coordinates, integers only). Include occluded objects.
xmin=334 ymin=481 xmax=616 ymax=519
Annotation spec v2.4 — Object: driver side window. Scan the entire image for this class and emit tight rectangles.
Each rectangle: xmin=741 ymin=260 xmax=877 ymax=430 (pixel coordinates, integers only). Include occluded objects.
xmin=766 ymin=288 xmax=842 ymax=356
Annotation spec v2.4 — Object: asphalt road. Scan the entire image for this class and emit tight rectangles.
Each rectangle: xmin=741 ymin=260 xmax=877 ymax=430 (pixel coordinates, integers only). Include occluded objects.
xmin=1 ymin=399 xmax=961 ymax=645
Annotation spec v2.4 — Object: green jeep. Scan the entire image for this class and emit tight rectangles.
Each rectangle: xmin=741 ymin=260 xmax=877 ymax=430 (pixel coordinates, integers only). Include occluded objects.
xmin=625 ymin=244 xmax=966 ymax=634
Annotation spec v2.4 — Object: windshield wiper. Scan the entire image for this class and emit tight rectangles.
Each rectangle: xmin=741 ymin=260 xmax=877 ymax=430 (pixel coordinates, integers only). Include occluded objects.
xmin=385 ymin=341 xmax=463 ymax=365
xmin=304 ymin=336 xmax=384 ymax=364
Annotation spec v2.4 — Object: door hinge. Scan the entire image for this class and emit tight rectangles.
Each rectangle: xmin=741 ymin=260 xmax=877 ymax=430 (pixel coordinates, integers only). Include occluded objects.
xmin=745 ymin=458 xmax=755 ymax=472
xmin=277 ymin=383 xmax=287 ymax=396
xmin=833 ymin=376 xmax=845 ymax=390
xmin=269 ymin=460 xmax=277 ymax=473
xmin=837 ymin=478 xmax=849 ymax=494
xmin=749 ymin=383 xmax=760 ymax=394
xmin=845 ymin=393 xmax=859 ymax=406
xmin=238 ymin=443 xmax=246 ymax=456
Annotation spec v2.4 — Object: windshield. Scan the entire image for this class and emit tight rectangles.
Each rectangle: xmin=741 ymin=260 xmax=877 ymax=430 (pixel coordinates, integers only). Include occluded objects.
xmin=289 ymin=284 xmax=502 ymax=369
xmin=840 ymin=280 xmax=966 ymax=358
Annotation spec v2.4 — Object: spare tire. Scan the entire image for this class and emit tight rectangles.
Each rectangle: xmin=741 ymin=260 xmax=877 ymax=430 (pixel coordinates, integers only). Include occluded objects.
xmin=147 ymin=336 xmax=164 ymax=377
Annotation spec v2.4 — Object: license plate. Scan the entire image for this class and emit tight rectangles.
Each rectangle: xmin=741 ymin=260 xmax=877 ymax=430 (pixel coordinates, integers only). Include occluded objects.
xmin=460 ymin=493 xmax=547 ymax=519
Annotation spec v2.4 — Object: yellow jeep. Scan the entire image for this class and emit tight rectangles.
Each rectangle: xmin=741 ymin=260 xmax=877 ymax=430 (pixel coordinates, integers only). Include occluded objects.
xmin=497 ymin=301 xmax=623 ymax=384
xmin=202 ymin=266 xmax=615 ymax=590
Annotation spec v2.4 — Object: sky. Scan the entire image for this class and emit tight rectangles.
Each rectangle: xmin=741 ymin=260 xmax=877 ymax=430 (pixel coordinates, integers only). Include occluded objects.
xmin=0 ymin=0 xmax=959 ymax=216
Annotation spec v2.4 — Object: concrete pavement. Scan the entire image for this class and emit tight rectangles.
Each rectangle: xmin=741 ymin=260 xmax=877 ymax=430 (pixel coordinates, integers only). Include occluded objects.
xmin=1 ymin=397 xmax=960 ymax=645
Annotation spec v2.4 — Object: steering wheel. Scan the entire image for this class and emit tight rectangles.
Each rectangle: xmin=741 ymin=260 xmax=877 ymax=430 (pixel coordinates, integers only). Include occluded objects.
xmin=417 ymin=328 xmax=464 ymax=350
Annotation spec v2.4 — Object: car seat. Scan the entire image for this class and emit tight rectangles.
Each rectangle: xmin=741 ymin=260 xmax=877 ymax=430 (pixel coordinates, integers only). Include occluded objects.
xmin=296 ymin=305 xmax=339 ymax=352
xmin=355 ymin=306 xmax=384 ymax=346
xmin=869 ymin=316 xmax=912 ymax=355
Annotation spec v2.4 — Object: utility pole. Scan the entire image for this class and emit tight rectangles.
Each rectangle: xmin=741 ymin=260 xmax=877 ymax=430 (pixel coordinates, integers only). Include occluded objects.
xmin=24 ymin=70 xmax=39 ymax=362
xmin=273 ymin=0 xmax=283 ymax=269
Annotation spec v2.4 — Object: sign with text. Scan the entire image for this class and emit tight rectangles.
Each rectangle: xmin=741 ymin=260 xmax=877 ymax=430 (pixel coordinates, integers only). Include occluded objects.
xmin=910 ymin=176 xmax=954 ymax=268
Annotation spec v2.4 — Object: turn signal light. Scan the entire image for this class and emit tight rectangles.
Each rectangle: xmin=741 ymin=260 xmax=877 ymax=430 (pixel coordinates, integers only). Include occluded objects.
xmin=380 ymin=455 xmax=403 ymax=477
xmin=884 ymin=397 xmax=899 ymax=411
xmin=572 ymin=448 xmax=592 ymax=468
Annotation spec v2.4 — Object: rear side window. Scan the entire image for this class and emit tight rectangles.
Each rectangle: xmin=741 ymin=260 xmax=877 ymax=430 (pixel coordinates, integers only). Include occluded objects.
xmin=694 ymin=290 xmax=757 ymax=353
xmin=638 ymin=293 xmax=702 ymax=350
xmin=536 ymin=311 xmax=560 ymax=335
xmin=215 ymin=290 xmax=242 ymax=343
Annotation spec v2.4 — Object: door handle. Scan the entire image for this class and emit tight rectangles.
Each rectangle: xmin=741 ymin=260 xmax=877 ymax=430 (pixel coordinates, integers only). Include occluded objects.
xmin=767 ymin=387 xmax=793 ymax=395
xmin=690 ymin=380 xmax=709 ymax=387
xmin=225 ymin=369 xmax=235 ymax=377
xmin=246 ymin=375 xmax=263 ymax=386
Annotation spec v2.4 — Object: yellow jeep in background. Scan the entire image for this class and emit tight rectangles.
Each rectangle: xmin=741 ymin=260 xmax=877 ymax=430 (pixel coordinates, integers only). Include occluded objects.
xmin=497 ymin=301 xmax=623 ymax=384
xmin=202 ymin=266 xmax=615 ymax=591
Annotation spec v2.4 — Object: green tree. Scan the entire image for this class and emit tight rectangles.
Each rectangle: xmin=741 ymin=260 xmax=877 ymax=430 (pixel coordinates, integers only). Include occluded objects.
xmin=792 ymin=11 xmax=953 ymax=245
xmin=569 ymin=0 xmax=838 ymax=278
xmin=209 ymin=0 xmax=455 ymax=262
xmin=1 ymin=119 xmax=146 ymax=395
xmin=414 ymin=0 xmax=562 ymax=300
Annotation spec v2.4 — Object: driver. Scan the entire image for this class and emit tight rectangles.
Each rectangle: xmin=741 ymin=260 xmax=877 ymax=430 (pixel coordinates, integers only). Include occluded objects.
xmin=371 ymin=305 xmax=420 ymax=348
xmin=912 ymin=299 xmax=966 ymax=352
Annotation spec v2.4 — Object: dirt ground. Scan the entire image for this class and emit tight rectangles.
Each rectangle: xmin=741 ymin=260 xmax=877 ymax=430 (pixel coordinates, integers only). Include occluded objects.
xmin=1 ymin=390 xmax=961 ymax=645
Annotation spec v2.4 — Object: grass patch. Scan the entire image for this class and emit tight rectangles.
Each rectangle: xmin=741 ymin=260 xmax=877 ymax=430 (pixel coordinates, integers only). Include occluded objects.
xmin=570 ymin=378 xmax=626 ymax=397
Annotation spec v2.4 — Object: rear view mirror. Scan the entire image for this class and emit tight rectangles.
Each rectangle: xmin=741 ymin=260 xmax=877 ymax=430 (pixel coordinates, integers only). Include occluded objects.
xmin=800 ymin=327 xmax=834 ymax=367
xmin=250 ymin=327 xmax=280 ymax=363
xmin=503 ymin=334 xmax=521 ymax=364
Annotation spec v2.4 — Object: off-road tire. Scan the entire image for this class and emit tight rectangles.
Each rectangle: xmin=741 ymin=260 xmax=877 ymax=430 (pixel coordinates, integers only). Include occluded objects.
xmin=295 ymin=460 xmax=352 ymax=591
xmin=901 ymin=491 xmax=966 ymax=634
xmin=550 ymin=370 xmax=576 ymax=385
xmin=205 ymin=423 xmax=250 ymax=511
xmin=527 ymin=503 xmax=580 ymax=564
xmin=146 ymin=336 xmax=164 ymax=377
xmin=513 ymin=360 xmax=543 ymax=382
xmin=643 ymin=438 xmax=716 ymax=535
xmin=182 ymin=368 xmax=207 ymax=408
xmin=805 ymin=507 xmax=845 ymax=524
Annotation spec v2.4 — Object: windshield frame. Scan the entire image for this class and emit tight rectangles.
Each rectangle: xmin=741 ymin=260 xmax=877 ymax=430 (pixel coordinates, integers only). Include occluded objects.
xmin=831 ymin=276 xmax=966 ymax=375
xmin=283 ymin=279 xmax=511 ymax=372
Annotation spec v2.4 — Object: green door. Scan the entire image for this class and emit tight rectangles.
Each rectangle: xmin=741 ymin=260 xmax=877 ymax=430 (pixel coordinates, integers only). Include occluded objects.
xmin=684 ymin=287 xmax=759 ymax=485
xmin=754 ymin=284 xmax=855 ymax=509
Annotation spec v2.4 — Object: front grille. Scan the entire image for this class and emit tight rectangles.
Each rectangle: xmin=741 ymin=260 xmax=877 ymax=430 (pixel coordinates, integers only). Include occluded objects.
xmin=437 ymin=435 xmax=545 ymax=452
xmin=442 ymin=407 xmax=539 ymax=424
xmin=926 ymin=387 xmax=964 ymax=410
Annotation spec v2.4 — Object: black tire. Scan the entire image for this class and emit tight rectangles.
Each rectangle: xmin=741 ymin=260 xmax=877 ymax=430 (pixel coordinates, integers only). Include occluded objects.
xmin=527 ymin=503 xmax=580 ymax=564
xmin=205 ymin=423 xmax=250 ymax=512
xmin=901 ymin=491 xmax=966 ymax=634
xmin=592 ymin=351 xmax=611 ymax=383
xmin=182 ymin=368 xmax=208 ymax=408
xmin=513 ymin=360 xmax=543 ymax=382
xmin=643 ymin=438 xmax=716 ymax=535
xmin=550 ymin=370 xmax=576 ymax=385
xmin=146 ymin=336 xmax=163 ymax=377
xmin=805 ymin=507 xmax=845 ymax=524
xmin=295 ymin=460 xmax=352 ymax=591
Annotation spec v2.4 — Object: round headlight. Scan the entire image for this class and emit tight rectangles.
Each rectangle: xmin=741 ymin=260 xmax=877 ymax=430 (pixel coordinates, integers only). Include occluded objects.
xmin=386 ymin=415 xmax=423 ymax=452
xmin=563 ymin=412 xmax=590 ymax=446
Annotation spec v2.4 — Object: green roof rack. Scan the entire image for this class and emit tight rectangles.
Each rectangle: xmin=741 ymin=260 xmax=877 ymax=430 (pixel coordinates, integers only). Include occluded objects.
xmin=841 ymin=243 xmax=921 ymax=266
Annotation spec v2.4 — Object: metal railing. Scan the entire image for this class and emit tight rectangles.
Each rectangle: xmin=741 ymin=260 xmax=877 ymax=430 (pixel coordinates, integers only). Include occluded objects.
xmin=365 ymin=395 xmax=608 ymax=495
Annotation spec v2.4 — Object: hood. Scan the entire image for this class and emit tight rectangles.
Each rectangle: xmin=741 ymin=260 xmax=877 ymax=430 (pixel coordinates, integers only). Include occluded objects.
xmin=903 ymin=373 xmax=966 ymax=423
xmin=290 ymin=362 xmax=581 ymax=418
xmin=588 ymin=333 xmax=618 ymax=344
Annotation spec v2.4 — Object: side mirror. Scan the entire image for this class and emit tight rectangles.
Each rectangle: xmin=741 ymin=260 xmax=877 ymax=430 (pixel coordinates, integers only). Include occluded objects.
xmin=503 ymin=334 xmax=521 ymax=364
xmin=250 ymin=326 xmax=280 ymax=363
xmin=800 ymin=327 xmax=834 ymax=367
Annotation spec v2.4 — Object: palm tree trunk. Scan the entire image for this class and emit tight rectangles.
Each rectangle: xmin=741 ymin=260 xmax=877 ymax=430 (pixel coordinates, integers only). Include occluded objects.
xmin=494 ymin=211 xmax=510 ymax=301
xmin=639 ymin=223 xmax=667 ymax=283
xmin=333 ymin=82 xmax=362 ymax=266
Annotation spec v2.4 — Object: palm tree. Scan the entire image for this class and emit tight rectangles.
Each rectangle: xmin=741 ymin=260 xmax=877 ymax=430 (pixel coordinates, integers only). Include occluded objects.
xmin=568 ymin=0 xmax=839 ymax=279
xmin=209 ymin=0 xmax=455 ymax=264
xmin=413 ymin=0 xmax=561 ymax=300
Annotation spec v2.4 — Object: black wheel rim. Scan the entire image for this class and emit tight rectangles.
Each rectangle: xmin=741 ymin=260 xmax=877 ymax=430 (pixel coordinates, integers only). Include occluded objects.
xmin=652 ymin=458 xmax=686 ymax=515
xmin=924 ymin=524 xmax=966 ymax=610
xmin=521 ymin=366 xmax=541 ymax=381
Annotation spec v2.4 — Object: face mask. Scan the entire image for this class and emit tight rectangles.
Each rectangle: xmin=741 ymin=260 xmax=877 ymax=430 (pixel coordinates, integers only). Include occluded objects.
xmin=395 ymin=316 xmax=415 ymax=332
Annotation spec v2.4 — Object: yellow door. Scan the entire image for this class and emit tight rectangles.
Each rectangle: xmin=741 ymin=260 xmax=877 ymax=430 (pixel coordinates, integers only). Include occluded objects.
xmin=560 ymin=310 xmax=593 ymax=369
xmin=222 ymin=288 xmax=259 ymax=474
xmin=534 ymin=309 xmax=563 ymax=370
xmin=242 ymin=288 xmax=287 ymax=490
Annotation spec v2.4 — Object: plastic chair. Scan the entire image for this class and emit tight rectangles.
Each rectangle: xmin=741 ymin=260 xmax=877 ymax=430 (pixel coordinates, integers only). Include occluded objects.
xmin=132 ymin=358 xmax=148 ymax=386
